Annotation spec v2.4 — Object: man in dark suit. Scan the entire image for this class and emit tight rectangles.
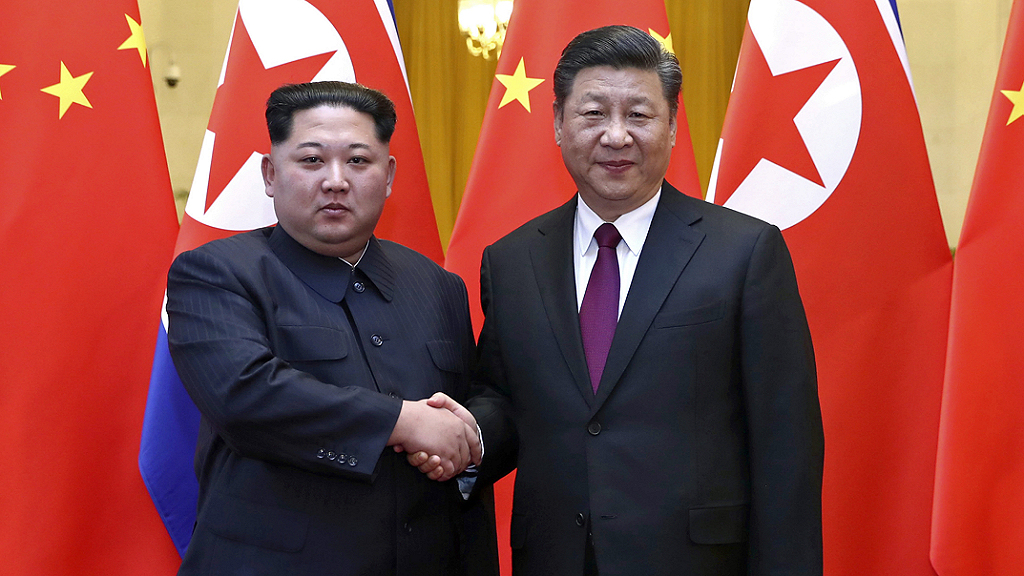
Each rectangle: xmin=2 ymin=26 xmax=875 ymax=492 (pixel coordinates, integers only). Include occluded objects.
xmin=166 ymin=81 xmax=497 ymax=576
xmin=417 ymin=25 xmax=823 ymax=575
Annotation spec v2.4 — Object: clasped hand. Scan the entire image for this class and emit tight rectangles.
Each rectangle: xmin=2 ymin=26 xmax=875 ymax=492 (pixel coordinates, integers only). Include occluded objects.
xmin=387 ymin=392 xmax=479 ymax=482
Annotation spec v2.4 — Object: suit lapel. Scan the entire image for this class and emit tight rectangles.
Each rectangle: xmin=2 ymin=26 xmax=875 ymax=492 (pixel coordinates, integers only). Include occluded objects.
xmin=593 ymin=184 xmax=706 ymax=409
xmin=529 ymin=197 xmax=596 ymax=408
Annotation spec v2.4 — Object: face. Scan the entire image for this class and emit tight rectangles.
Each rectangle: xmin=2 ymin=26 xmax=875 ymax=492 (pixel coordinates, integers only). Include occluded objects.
xmin=262 ymin=105 xmax=396 ymax=261
xmin=554 ymin=66 xmax=677 ymax=221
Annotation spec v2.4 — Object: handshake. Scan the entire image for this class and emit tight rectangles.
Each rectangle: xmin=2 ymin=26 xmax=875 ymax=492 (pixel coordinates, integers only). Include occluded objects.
xmin=387 ymin=392 xmax=480 ymax=482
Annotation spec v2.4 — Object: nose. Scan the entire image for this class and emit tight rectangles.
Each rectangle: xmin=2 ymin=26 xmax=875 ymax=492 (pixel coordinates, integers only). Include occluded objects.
xmin=321 ymin=160 xmax=349 ymax=193
xmin=600 ymin=115 xmax=633 ymax=149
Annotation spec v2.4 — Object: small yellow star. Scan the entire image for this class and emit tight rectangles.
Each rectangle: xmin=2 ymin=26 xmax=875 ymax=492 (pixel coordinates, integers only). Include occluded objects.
xmin=495 ymin=58 xmax=545 ymax=112
xmin=649 ymin=29 xmax=674 ymax=55
xmin=1001 ymin=80 xmax=1024 ymax=126
xmin=118 ymin=14 xmax=148 ymax=67
xmin=40 ymin=62 xmax=94 ymax=119
xmin=0 ymin=64 xmax=14 ymax=100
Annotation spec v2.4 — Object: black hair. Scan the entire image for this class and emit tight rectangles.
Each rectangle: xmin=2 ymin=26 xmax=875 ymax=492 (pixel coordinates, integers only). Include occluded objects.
xmin=265 ymin=81 xmax=397 ymax=145
xmin=553 ymin=25 xmax=682 ymax=116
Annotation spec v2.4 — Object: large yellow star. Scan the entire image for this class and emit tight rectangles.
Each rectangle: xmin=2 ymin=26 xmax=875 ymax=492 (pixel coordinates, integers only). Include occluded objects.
xmin=40 ymin=62 xmax=94 ymax=119
xmin=1001 ymin=80 xmax=1024 ymax=126
xmin=496 ymin=58 xmax=545 ymax=112
xmin=649 ymin=29 xmax=675 ymax=55
xmin=0 ymin=64 xmax=14 ymax=99
xmin=118 ymin=14 xmax=148 ymax=67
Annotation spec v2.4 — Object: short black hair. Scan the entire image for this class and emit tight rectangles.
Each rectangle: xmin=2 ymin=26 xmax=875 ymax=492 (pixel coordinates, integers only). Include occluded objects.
xmin=265 ymin=81 xmax=397 ymax=145
xmin=553 ymin=25 xmax=682 ymax=117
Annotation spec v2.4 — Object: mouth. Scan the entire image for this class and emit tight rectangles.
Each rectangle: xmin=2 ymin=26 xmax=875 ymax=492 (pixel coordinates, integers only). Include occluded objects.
xmin=319 ymin=203 xmax=350 ymax=215
xmin=598 ymin=160 xmax=635 ymax=173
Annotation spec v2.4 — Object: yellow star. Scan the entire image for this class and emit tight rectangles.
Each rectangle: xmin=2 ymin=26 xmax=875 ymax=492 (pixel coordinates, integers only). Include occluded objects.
xmin=1001 ymin=80 xmax=1024 ymax=126
xmin=40 ymin=62 xmax=94 ymax=119
xmin=118 ymin=14 xmax=148 ymax=67
xmin=0 ymin=64 xmax=14 ymax=100
xmin=495 ymin=58 xmax=545 ymax=112
xmin=649 ymin=29 xmax=674 ymax=55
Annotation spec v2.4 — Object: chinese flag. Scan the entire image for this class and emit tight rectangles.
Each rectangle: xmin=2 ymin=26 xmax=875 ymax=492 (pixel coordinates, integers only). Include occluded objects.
xmin=931 ymin=1 xmax=1024 ymax=574
xmin=708 ymin=1 xmax=951 ymax=575
xmin=0 ymin=1 xmax=181 ymax=574
xmin=444 ymin=1 xmax=700 ymax=573
xmin=138 ymin=0 xmax=441 ymax=555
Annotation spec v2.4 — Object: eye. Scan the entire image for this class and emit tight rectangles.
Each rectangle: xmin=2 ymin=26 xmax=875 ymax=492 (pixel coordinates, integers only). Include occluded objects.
xmin=300 ymin=156 xmax=321 ymax=164
xmin=348 ymin=156 xmax=368 ymax=165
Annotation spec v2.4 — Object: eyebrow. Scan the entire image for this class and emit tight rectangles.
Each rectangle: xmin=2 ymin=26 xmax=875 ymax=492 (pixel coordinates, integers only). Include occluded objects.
xmin=296 ymin=141 xmax=373 ymax=150
xmin=578 ymin=92 xmax=655 ymax=107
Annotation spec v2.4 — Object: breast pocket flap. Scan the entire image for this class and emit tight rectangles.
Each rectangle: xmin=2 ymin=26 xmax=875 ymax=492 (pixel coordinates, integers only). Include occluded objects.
xmin=654 ymin=301 xmax=725 ymax=329
xmin=276 ymin=324 xmax=348 ymax=362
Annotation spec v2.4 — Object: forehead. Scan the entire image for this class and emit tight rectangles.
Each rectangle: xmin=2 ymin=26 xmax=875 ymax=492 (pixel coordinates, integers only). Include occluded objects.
xmin=567 ymin=66 xmax=666 ymax=105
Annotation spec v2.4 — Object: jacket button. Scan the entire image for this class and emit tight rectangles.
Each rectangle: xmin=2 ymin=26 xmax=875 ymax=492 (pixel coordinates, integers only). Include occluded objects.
xmin=316 ymin=448 xmax=326 ymax=459
xmin=327 ymin=450 xmax=336 ymax=461
xmin=587 ymin=421 xmax=601 ymax=435
xmin=371 ymin=335 xmax=383 ymax=347
xmin=576 ymin=513 xmax=585 ymax=527
xmin=353 ymin=282 xmax=365 ymax=293
xmin=347 ymin=456 xmax=358 ymax=467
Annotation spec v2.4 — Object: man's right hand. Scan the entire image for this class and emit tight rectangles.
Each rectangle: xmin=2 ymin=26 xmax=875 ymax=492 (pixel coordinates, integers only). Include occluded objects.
xmin=404 ymin=393 xmax=481 ymax=481
xmin=387 ymin=398 xmax=478 ymax=482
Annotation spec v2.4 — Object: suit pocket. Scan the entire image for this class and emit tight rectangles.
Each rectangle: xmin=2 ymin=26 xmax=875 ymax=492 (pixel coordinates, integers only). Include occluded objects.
xmin=426 ymin=339 xmax=463 ymax=373
xmin=201 ymin=491 xmax=309 ymax=552
xmin=276 ymin=324 xmax=348 ymax=361
xmin=654 ymin=301 xmax=725 ymax=329
xmin=688 ymin=503 xmax=749 ymax=544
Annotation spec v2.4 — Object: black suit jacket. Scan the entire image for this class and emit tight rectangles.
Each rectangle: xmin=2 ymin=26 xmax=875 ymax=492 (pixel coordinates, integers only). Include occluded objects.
xmin=469 ymin=183 xmax=823 ymax=576
xmin=167 ymin=226 xmax=498 ymax=576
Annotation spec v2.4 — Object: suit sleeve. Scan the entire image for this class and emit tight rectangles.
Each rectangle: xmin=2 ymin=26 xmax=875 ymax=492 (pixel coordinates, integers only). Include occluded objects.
xmin=166 ymin=247 xmax=401 ymax=481
xmin=741 ymin=225 xmax=824 ymax=575
xmin=466 ymin=246 xmax=519 ymax=488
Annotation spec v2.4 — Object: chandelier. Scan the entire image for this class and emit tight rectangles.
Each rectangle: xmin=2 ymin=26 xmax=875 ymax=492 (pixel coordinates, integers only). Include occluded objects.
xmin=457 ymin=0 xmax=514 ymax=60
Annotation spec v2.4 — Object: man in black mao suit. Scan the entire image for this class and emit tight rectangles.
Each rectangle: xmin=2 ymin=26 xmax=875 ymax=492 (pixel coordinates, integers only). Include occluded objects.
xmin=423 ymin=26 xmax=823 ymax=576
xmin=167 ymin=82 xmax=497 ymax=576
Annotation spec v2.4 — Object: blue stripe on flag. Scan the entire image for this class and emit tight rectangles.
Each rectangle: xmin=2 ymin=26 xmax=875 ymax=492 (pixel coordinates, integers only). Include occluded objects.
xmin=889 ymin=0 xmax=903 ymax=32
xmin=138 ymin=323 xmax=200 ymax=556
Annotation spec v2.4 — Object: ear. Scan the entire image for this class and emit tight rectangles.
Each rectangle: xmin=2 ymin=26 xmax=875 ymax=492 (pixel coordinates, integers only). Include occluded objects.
xmin=553 ymin=102 xmax=563 ymax=147
xmin=669 ymin=113 xmax=678 ymax=148
xmin=261 ymin=154 xmax=276 ymax=198
xmin=384 ymin=156 xmax=396 ymax=199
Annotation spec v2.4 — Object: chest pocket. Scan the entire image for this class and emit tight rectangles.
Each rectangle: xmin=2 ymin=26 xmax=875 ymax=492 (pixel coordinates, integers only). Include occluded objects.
xmin=275 ymin=324 xmax=349 ymax=361
xmin=426 ymin=339 xmax=463 ymax=373
xmin=653 ymin=301 xmax=725 ymax=329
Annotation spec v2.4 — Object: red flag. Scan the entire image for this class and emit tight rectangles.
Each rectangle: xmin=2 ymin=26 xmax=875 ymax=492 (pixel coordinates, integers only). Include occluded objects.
xmin=444 ymin=2 xmax=700 ymax=573
xmin=931 ymin=1 xmax=1024 ymax=573
xmin=139 ymin=0 xmax=443 ymax=555
xmin=0 ymin=1 xmax=180 ymax=573
xmin=708 ymin=1 xmax=951 ymax=574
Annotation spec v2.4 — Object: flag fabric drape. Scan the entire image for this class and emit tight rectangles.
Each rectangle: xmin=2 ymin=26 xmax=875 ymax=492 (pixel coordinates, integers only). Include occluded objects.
xmin=0 ymin=1 xmax=181 ymax=573
xmin=138 ymin=0 xmax=441 ymax=555
xmin=708 ymin=1 xmax=952 ymax=575
xmin=444 ymin=2 xmax=700 ymax=573
xmin=931 ymin=1 xmax=1024 ymax=574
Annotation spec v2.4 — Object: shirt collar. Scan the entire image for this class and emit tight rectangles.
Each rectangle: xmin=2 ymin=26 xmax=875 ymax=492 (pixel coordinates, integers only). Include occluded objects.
xmin=575 ymin=187 xmax=662 ymax=256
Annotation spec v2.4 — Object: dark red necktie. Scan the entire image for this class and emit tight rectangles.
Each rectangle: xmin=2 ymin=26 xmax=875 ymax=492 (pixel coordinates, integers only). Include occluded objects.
xmin=580 ymin=223 xmax=621 ymax=393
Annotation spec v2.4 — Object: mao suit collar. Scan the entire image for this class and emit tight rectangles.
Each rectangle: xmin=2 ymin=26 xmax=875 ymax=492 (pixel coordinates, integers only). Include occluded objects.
xmin=268 ymin=226 xmax=395 ymax=303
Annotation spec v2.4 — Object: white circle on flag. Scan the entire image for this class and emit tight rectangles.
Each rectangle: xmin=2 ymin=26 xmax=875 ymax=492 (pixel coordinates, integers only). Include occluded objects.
xmin=185 ymin=0 xmax=357 ymax=231
xmin=707 ymin=0 xmax=862 ymax=230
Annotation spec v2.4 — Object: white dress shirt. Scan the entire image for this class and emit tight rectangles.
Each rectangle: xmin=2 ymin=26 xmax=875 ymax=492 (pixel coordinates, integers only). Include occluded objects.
xmin=573 ymin=189 xmax=661 ymax=317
